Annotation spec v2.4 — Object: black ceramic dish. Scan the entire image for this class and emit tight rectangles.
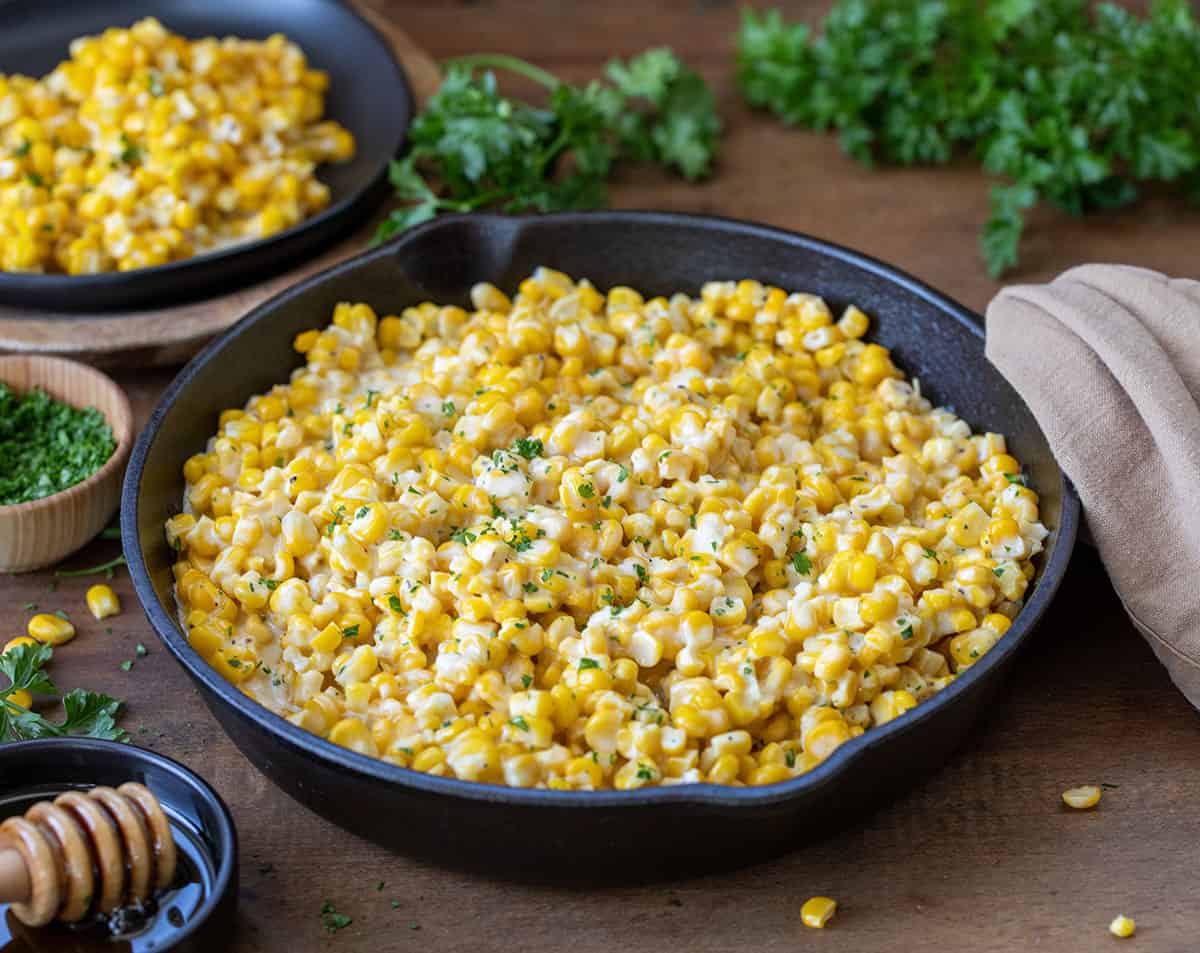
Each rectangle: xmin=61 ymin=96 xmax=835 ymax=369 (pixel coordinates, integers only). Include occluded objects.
xmin=0 ymin=739 xmax=237 ymax=951
xmin=0 ymin=0 xmax=411 ymax=312
xmin=123 ymin=212 xmax=1079 ymax=881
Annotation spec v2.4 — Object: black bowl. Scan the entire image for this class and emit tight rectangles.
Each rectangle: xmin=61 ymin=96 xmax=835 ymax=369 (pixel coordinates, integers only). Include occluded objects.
xmin=123 ymin=212 xmax=1080 ymax=881
xmin=0 ymin=0 xmax=411 ymax=312
xmin=0 ymin=739 xmax=238 ymax=951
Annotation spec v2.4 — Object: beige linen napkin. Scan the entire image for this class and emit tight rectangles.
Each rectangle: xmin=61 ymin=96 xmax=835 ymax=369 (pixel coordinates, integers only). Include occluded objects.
xmin=986 ymin=264 xmax=1200 ymax=708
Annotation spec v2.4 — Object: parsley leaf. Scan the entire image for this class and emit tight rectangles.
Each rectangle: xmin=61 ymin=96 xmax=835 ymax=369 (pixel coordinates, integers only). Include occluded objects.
xmin=791 ymin=551 xmax=812 ymax=575
xmin=737 ymin=1 xmax=1200 ymax=276
xmin=374 ymin=50 xmax=720 ymax=243
xmin=0 ymin=643 xmax=126 ymax=743
xmin=513 ymin=437 xmax=543 ymax=460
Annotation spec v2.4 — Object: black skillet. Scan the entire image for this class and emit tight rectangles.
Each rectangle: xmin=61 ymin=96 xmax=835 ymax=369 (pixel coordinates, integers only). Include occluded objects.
xmin=122 ymin=211 xmax=1080 ymax=882
xmin=0 ymin=0 xmax=411 ymax=312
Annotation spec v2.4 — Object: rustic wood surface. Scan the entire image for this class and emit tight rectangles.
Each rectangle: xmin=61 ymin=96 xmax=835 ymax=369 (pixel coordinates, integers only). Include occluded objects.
xmin=3 ymin=2 xmax=1200 ymax=951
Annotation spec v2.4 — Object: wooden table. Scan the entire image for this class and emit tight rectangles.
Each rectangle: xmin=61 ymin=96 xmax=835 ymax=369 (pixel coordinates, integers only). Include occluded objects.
xmin=5 ymin=2 xmax=1200 ymax=950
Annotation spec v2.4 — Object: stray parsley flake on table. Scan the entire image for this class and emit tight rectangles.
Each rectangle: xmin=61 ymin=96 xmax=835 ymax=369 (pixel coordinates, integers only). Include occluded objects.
xmin=0 ymin=642 xmax=126 ymax=743
xmin=374 ymin=48 xmax=720 ymax=241
xmin=737 ymin=0 xmax=1200 ymax=276
xmin=0 ymin=382 xmax=116 ymax=505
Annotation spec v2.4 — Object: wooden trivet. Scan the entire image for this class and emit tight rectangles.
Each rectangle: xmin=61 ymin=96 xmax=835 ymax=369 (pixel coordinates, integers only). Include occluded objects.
xmin=0 ymin=2 xmax=440 ymax=369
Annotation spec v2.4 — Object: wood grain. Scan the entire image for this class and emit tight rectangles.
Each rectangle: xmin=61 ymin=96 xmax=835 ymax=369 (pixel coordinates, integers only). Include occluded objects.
xmin=3 ymin=3 xmax=1200 ymax=951
xmin=0 ymin=5 xmax=441 ymax=369
xmin=0 ymin=357 xmax=132 ymax=572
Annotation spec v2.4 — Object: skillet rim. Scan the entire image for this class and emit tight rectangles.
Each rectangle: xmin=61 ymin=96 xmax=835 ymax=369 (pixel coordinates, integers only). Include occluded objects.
xmin=0 ymin=0 xmax=412 ymax=312
xmin=122 ymin=209 xmax=1081 ymax=810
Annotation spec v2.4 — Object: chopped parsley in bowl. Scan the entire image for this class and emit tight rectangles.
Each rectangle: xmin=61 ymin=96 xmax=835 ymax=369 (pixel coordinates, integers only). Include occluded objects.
xmin=0 ymin=381 xmax=116 ymax=506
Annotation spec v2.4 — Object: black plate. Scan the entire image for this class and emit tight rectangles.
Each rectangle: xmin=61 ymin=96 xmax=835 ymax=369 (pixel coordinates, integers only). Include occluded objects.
xmin=123 ymin=212 xmax=1080 ymax=881
xmin=0 ymin=0 xmax=411 ymax=312
xmin=0 ymin=739 xmax=238 ymax=952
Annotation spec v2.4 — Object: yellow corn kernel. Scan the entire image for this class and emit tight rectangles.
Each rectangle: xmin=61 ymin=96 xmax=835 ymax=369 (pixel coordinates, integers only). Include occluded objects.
xmin=27 ymin=614 xmax=76 ymax=646
xmin=329 ymin=717 xmax=375 ymax=756
xmin=870 ymin=689 xmax=917 ymax=726
xmin=1108 ymin=915 xmax=1135 ymax=939
xmin=800 ymin=896 xmax=837 ymax=929
xmin=804 ymin=717 xmax=851 ymax=761
xmin=4 ymin=636 xmax=38 ymax=654
xmin=85 ymin=584 xmax=121 ymax=620
xmin=7 ymin=688 xmax=33 ymax=709
xmin=1061 ymin=785 xmax=1101 ymax=810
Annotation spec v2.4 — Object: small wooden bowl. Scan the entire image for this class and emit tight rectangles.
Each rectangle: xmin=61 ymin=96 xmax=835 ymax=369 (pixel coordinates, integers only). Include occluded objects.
xmin=0 ymin=356 xmax=133 ymax=572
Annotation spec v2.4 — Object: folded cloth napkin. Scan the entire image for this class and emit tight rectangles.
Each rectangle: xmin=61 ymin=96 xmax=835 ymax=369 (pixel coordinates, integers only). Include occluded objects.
xmin=986 ymin=264 xmax=1200 ymax=709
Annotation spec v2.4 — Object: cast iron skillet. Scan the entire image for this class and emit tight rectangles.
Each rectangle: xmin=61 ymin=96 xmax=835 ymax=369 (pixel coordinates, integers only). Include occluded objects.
xmin=123 ymin=212 xmax=1080 ymax=881
xmin=0 ymin=0 xmax=411 ymax=312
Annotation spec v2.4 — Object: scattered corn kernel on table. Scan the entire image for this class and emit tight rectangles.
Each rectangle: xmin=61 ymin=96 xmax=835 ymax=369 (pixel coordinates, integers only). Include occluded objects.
xmin=5 ymin=2 xmax=1200 ymax=950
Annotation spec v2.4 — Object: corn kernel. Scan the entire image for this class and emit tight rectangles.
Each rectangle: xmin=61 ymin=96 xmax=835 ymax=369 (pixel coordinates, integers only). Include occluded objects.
xmin=27 ymin=614 xmax=76 ymax=646
xmin=1061 ymin=785 xmax=1101 ymax=810
xmin=1108 ymin=915 xmax=1135 ymax=939
xmin=84 ymin=584 xmax=121 ymax=620
xmin=801 ymin=896 xmax=837 ymax=929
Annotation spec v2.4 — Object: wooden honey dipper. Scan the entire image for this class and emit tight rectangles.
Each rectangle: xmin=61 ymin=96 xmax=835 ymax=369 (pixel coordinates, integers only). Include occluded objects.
xmin=0 ymin=782 xmax=176 ymax=927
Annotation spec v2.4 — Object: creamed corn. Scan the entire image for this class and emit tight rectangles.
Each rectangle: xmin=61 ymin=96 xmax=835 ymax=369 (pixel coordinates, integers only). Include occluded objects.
xmin=0 ymin=18 xmax=355 ymax=274
xmin=169 ymin=270 xmax=1048 ymax=790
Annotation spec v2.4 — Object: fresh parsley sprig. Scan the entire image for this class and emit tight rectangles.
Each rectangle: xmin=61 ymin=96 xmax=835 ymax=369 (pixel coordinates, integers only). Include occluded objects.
xmin=737 ymin=0 xmax=1200 ymax=276
xmin=0 ymin=642 xmax=127 ymax=743
xmin=375 ymin=48 xmax=720 ymax=242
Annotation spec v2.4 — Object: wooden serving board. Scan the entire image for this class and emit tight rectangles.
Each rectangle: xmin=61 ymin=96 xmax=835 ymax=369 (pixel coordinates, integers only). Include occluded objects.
xmin=0 ymin=2 xmax=441 ymax=369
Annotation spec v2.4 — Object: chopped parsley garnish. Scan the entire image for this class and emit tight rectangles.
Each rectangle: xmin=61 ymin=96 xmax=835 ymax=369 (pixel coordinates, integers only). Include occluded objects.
xmin=118 ymin=133 xmax=142 ymax=165
xmin=791 ymin=551 xmax=812 ymax=575
xmin=635 ymin=763 xmax=654 ymax=780
xmin=522 ymin=582 xmax=538 ymax=593
xmin=388 ymin=595 xmax=405 ymax=613
xmin=341 ymin=624 xmax=360 ymax=639
xmin=450 ymin=527 xmax=477 ymax=545
xmin=320 ymin=901 xmax=352 ymax=934
xmin=513 ymin=437 xmax=543 ymax=459
xmin=0 ymin=382 xmax=117 ymax=505
xmin=507 ymin=525 xmax=535 ymax=552
xmin=899 ymin=621 xmax=914 ymax=641
xmin=577 ymin=482 xmax=595 ymax=499
xmin=617 ymin=464 xmax=629 ymax=483
xmin=578 ymin=658 xmax=600 ymax=670
xmin=521 ymin=674 xmax=533 ymax=689
xmin=634 ymin=564 xmax=648 ymax=583
xmin=510 ymin=716 xmax=530 ymax=731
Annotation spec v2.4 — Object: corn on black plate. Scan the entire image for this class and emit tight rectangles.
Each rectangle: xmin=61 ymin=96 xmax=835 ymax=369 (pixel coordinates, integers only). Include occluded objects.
xmin=0 ymin=0 xmax=411 ymax=313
